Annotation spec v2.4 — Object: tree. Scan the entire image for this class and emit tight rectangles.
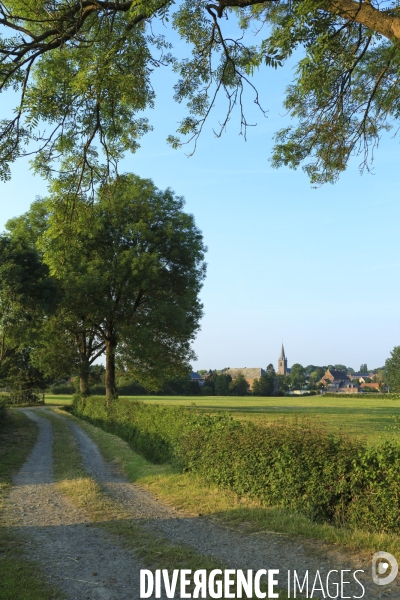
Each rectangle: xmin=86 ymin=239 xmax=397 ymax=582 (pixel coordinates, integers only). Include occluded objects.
xmin=201 ymin=384 xmax=215 ymax=396
xmin=214 ymin=373 xmax=232 ymax=396
xmin=266 ymin=363 xmax=275 ymax=375
xmin=0 ymin=235 xmax=59 ymax=397
xmin=385 ymin=348 xmax=400 ymax=392
xmin=1 ymin=1 xmax=400 ymax=190
xmin=307 ymin=367 xmax=325 ymax=390
xmin=229 ymin=373 xmax=250 ymax=396
xmin=6 ymin=203 xmax=106 ymax=395
xmin=276 ymin=374 xmax=289 ymax=394
xmin=289 ymin=363 xmax=306 ymax=389
xmin=252 ymin=372 xmax=274 ymax=396
xmin=360 ymin=363 xmax=368 ymax=372
xmin=375 ymin=368 xmax=387 ymax=390
xmin=334 ymin=364 xmax=348 ymax=372
xmin=41 ymin=173 xmax=206 ymax=401
xmin=161 ymin=374 xmax=201 ymax=395
xmin=0 ymin=347 xmax=48 ymax=403
xmin=89 ymin=365 xmax=106 ymax=387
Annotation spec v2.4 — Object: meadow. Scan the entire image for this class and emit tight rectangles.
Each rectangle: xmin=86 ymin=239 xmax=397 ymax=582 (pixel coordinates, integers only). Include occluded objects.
xmin=45 ymin=394 xmax=400 ymax=444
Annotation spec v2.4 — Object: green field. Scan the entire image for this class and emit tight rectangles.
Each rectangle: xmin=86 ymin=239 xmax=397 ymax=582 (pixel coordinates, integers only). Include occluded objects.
xmin=45 ymin=395 xmax=74 ymax=406
xmin=45 ymin=394 xmax=400 ymax=444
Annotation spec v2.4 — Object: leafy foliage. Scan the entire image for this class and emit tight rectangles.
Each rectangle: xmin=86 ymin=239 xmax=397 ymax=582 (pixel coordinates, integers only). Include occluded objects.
xmin=214 ymin=373 xmax=232 ymax=396
xmin=288 ymin=363 xmax=306 ymax=389
xmin=0 ymin=235 xmax=59 ymax=396
xmin=35 ymin=173 xmax=206 ymax=398
xmin=75 ymin=397 xmax=400 ymax=533
xmin=0 ymin=348 xmax=48 ymax=402
xmin=385 ymin=347 xmax=400 ymax=392
xmin=252 ymin=372 xmax=274 ymax=396
xmin=6 ymin=205 xmax=106 ymax=395
xmin=0 ymin=0 xmax=400 ymax=188
xmin=228 ymin=372 xmax=250 ymax=396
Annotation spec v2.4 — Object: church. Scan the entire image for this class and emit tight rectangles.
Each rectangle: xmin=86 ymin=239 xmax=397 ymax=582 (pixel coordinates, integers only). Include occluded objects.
xmin=277 ymin=344 xmax=291 ymax=376
xmin=223 ymin=344 xmax=290 ymax=390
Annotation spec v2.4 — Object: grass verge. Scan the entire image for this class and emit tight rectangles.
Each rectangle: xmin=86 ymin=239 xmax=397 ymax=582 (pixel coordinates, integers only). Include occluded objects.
xmin=55 ymin=408 xmax=400 ymax=559
xmin=0 ymin=410 xmax=64 ymax=600
xmin=44 ymin=410 xmax=288 ymax=599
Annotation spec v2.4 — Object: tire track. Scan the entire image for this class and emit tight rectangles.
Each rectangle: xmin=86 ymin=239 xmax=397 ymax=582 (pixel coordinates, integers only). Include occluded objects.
xmin=5 ymin=409 xmax=157 ymax=600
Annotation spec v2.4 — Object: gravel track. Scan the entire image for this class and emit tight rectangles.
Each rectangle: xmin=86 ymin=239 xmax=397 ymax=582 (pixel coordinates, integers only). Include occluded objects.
xmin=5 ymin=408 xmax=399 ymax=599
xmin=5 ymin=409 xmax=160 ymax=600
xmin=53 ymin=409 xmax=399 ymax=599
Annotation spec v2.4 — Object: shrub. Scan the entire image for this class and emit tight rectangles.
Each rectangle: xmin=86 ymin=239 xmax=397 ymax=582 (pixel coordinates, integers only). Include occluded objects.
xmin=73 ymin=397 xmax=400 ymax=533
xmin=4 ymin=390 xmax=44 ymax=404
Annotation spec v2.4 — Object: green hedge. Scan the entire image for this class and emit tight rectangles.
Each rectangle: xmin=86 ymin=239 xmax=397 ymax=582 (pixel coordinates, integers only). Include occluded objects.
xmin=74 ymin=396 xmax=400 ymax=533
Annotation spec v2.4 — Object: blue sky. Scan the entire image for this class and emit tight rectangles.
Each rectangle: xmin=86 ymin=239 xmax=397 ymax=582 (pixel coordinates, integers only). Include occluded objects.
xmin=0 ymin=31 xmax=399 ymax=373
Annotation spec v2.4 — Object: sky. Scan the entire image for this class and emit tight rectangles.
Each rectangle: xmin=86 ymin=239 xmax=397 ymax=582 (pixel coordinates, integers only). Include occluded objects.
xmin=0 ymin=25 xmax=399 ymax=373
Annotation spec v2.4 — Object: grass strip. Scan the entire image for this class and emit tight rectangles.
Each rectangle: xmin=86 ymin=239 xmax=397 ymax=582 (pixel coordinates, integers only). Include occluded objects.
xmin=0 ymin=410 xmax=64 ymax=600
xmin=56 ymin=408 xmax=400 ymax=558
xmin=44 ymin=410 xmax=290 ymax=599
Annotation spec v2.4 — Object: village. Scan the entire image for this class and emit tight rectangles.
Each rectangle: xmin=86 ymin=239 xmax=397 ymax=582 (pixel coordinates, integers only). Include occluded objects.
xmin=190 ymin=344 xmax=387 ymax=395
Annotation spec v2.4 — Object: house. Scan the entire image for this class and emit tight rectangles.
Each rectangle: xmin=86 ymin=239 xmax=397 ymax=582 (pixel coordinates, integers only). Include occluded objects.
xmin=225 ymin=368 xmax=266 ymax=391
xmin=348 ymin=372 xmax=373 ymax=383
xmin=320 ymin=369 xmax=361 ymax=394
xmin=325 ymin=382 xmax=361 ymax=394
xmin=190 ymin=372 xmax=204 ymax=386
xmin=361 ymin=382 xmax=380 ymax=391
xmin=320 ymin=369 xmax=350 ymax=385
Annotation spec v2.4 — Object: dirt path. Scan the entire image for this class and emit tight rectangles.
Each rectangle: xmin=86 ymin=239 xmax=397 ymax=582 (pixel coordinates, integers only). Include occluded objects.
xmin=55 ymin=411 xmax=398 ymax=600
xmin=5 ymin=408 xmax=399 ymax=599
xmin=5 ymin=409 xmax=159 ymax=600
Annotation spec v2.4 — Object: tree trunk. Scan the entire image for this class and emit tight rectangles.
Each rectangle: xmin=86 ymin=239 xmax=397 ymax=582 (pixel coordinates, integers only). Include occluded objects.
xmin=79 ymin=357 xmax=91 ymax=396
xmin=105 ymin=338 xmax=118 ymax=403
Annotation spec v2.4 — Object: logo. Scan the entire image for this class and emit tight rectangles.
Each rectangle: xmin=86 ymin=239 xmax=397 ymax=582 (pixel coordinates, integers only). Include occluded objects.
xmin=372 ymin=552 xmax=398 ymax=586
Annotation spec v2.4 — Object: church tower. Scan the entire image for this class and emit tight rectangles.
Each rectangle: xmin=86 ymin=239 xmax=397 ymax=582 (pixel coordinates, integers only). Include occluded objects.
xmin=277 ymin=343 xmax=288 ymax=375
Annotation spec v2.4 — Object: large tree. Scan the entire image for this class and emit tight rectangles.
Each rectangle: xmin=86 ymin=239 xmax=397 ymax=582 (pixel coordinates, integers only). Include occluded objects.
xmin=0 ymin=1 xmax=399 ymax=189
xmin=252 ymin=372 xmax=274 ymax=396
xmin=41 ymin=173 xmax=206 ymax=400
xmin=0 ymin=235 xmax=59 ymax=396
xmin=229 ymin=372 xmax=250 ymax=395
xmin=6 ymin=201 xmax=106 ymax=395
xmin=289 ymin=362 xmax=306 ymax=389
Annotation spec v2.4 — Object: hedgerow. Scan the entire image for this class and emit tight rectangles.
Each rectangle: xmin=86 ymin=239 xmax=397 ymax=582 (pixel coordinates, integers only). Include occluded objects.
xmin=73 ymin=396 xmax=400 ymax=533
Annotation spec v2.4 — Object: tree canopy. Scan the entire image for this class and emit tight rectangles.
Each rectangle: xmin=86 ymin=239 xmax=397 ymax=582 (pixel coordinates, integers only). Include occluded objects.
xmin=0 ymin=235 xmax=59 ymax=398
xmin=385 ymin=347 xmax=400 ymax=392
xmin=0 ymin=0 xmax=399 ymax=191
xmin=229 ymin=372 xmax=250 ymax=395
xmin=252 ymin=372 xmax=274 ymax=396
xmin=7 ymin=173 xmax=207 ymax=400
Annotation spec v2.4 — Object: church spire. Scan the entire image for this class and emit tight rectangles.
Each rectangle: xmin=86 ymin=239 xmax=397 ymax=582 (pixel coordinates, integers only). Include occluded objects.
xmin=277 ymin=343 xmax=288 ymax=375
